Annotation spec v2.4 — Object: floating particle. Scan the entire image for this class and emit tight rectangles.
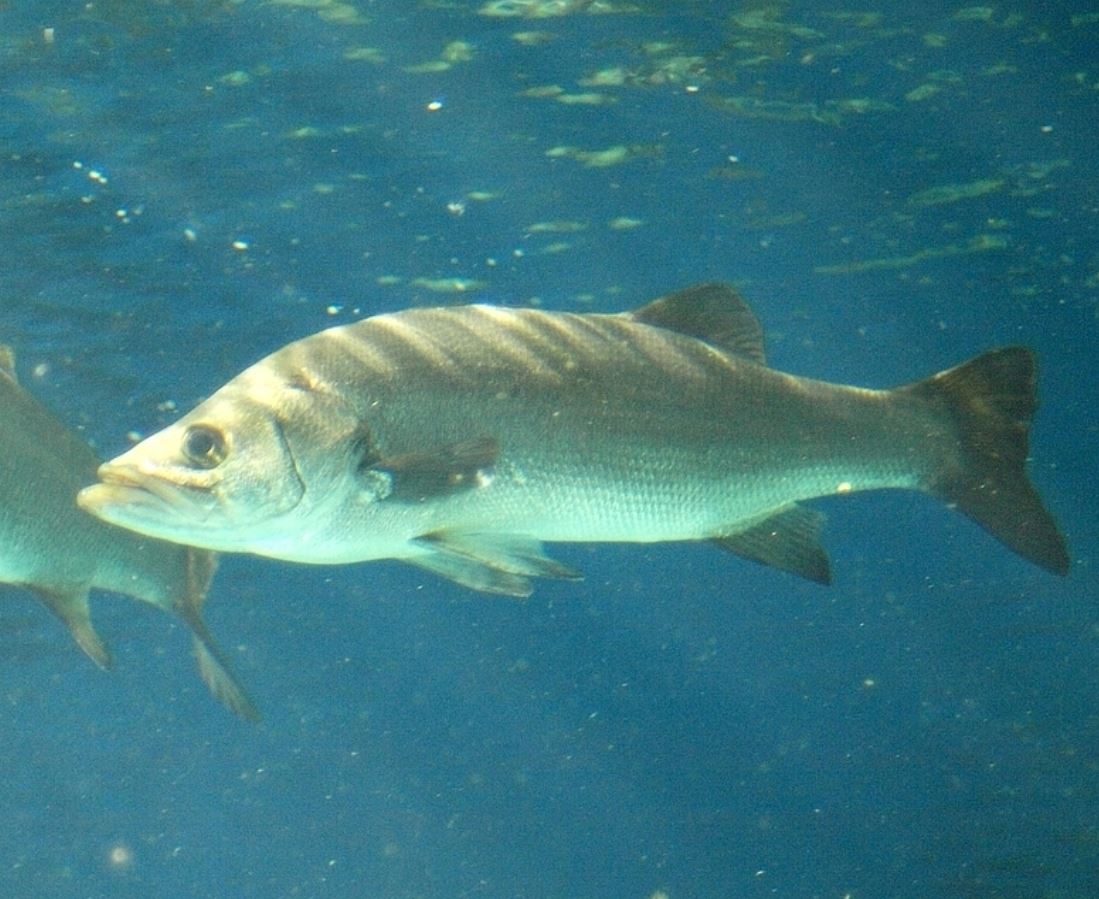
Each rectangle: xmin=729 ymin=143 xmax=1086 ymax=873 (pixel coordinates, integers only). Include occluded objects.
xmin=545 ymin=144 xmax=640 ymax=167
xmin=580 ymin=67 xmax=627 ymax=87
xmin=907 ymin=178 xmax=1004 ymax=207
xmin=344 ymin=46 xmax=386 ymax=63
xmin=953 ymin=6 xmax=995 ymax=22
xmin=270 ymin=0 xmax=368 ymax=23
xmin=730 ymin=10 xmax=822 ymax=39
xmin=319 ymin=3 xmax=367 ymax=24
xmin=527 ymin=220 xmax=587 ymax=233
xmin=442 ymin=41 xmax=474 ymax=63
xmin=219 ymin=70 xmax=252 ymax=86
xmin=815 ymin=233 xmax=1009 ymax=275
xmin=555 ymin=92 xmax=614 ymax=106
xmin=523 ymin=85 xmax=565 ymax=98
xmin=410 ymin=277 xmax=486 ymax=293
xmin=537 ymin=242 xmax=572 ymax=255
xmin=512 ymin=31 xmax=554 ymax=45
xmin=406 ymin=60 xmax=451 ymax=74
xmin=107 ymin=841 xmax=135 ymax=871
xmin=905 ymin=83 xmax=942 ymax=102
xmin=828 ymin=97 xmax=894 ymax=114
xmin=481 ymin=0 xmax=617 ymax=17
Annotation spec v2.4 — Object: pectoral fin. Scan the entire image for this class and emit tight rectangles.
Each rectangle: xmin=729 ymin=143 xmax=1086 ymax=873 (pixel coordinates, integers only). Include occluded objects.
xmin=712 ymin=505 xmax=832 ymax=585
xmin=360 ymin=436 xmax=498 ymax=504
xmin=407 ymin=532 xmax=582 ymax=597
xmin=31 ymin=585 xmax=112 ymax=669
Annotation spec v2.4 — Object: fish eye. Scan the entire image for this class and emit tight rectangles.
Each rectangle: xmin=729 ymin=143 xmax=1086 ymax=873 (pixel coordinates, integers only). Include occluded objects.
xmin=182 ymin=424 xmax=228 ymax=468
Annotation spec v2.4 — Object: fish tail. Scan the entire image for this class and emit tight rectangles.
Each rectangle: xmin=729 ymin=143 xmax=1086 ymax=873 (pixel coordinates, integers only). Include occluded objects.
xmin=902 ymin=347 xmax=1069 ymax=575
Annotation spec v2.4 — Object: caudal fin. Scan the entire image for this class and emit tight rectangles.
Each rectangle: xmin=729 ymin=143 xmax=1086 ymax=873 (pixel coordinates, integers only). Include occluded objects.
xmin=179 ymin=549 xmax=261 ymax=721
xmin=904 ymin=347 xmax=1069 ymax=575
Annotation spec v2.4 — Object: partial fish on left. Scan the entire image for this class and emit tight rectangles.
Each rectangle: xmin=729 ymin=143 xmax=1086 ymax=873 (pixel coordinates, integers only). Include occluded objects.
xmin=0 ymin=346 xmax=257 ymax=720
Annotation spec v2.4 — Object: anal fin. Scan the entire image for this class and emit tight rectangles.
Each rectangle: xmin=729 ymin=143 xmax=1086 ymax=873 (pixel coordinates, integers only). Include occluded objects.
xmin=712 ymin=505 xmax=832 ymax=585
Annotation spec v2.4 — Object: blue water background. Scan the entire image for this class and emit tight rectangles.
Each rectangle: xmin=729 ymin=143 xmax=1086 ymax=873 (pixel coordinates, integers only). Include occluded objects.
xmin=1 ymin=1 xmax=1097 ymax=896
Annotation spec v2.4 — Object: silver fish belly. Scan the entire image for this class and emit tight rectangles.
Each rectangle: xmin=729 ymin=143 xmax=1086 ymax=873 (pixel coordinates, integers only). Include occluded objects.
xmin=78 ymin=283 xmax=1069 ymax=595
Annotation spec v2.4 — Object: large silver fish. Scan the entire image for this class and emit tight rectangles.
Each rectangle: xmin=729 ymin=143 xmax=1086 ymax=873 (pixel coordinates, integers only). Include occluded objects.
xmin=0 ymin=347 xmax=256 ymax=719
xmin=78 ymin=284 xmax=1068 ymax=594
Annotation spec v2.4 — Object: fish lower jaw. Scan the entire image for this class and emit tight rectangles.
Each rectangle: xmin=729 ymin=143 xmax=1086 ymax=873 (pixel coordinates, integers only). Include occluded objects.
xmin=77 ymin=467 xmax=214 ymax=538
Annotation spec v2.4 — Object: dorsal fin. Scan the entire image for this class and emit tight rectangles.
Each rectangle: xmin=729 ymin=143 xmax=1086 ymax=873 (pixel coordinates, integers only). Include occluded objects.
xmin=0 ymin=345 xmax=17 ymax=384
xmin=627 ymin=283 xmax=766 ymax=364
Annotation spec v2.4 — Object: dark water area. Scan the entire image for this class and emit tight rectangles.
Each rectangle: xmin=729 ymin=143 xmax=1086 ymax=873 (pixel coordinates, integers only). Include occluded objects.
xmin=1 ymin=1 xmax=1096 ymax=896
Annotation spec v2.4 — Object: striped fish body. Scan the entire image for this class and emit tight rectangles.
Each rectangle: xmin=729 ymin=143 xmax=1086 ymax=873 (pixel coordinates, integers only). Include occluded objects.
xmin=79 ymin=284 xmax=1068 ymax=594
xmin=268 ymin=303 xmax=936 ymax=550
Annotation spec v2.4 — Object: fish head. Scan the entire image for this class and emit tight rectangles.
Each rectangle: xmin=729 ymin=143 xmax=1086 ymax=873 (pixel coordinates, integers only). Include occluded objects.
xmin=77 ymin=368 xmax=346 ymax=552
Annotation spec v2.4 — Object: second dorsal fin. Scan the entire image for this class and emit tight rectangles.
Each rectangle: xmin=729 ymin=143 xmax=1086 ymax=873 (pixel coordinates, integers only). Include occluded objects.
xmin=627 ymin=283 xmax=766 ymax=364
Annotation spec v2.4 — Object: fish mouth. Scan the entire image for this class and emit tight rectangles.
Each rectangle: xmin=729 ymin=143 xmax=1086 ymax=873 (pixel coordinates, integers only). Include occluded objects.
xmin=78 ymin=462 xmax=213 ymax=523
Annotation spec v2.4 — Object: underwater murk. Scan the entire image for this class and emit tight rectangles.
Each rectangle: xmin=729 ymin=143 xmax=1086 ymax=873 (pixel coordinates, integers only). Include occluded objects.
xmin=0 ymin=1 xmax=1096 ymax=897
